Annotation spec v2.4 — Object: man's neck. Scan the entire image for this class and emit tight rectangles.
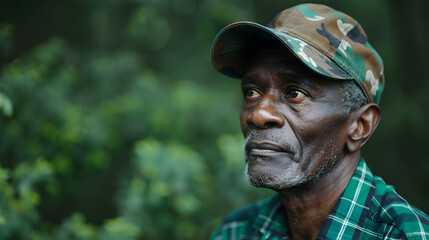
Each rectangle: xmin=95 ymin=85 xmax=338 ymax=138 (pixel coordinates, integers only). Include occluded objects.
xmin=278 ymin=152 xmax=361 ymax=240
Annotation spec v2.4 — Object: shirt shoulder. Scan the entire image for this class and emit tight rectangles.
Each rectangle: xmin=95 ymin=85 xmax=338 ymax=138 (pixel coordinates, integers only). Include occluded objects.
xmin=210 ymin=198 xmax=270 ymax=240
xmin=368 ymin=175 xmax=429 ymax=239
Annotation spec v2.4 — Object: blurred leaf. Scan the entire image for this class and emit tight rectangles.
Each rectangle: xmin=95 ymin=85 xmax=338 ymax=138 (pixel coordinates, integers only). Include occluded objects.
xmin=55 ymin=213 xmax=96 ymax=240
xmin=103 ymin=217 xmax=141 ymax=238
xmin=0 ymin=92 xmax=13 ymax=116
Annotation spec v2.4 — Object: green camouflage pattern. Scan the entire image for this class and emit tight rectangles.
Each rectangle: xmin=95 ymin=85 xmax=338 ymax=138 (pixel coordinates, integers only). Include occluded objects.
xmin=211 ymin=3 xmax=385 ymax=104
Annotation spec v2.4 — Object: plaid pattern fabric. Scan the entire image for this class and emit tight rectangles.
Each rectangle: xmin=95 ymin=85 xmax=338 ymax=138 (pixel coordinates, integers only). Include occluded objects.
xmin=211 ymin=159 xmax=429 ymax=239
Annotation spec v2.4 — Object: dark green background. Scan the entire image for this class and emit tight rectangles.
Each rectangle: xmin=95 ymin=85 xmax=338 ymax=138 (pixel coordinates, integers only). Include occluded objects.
xmin=0 ymin=0 xmax=428 ymax=239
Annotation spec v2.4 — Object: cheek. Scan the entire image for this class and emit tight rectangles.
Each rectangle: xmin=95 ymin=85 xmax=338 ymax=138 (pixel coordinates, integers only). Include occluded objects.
xmin=295 ymin=112 xmax=348 ymax=164
xmin=295 ymin=109 xmax=346 ymax=142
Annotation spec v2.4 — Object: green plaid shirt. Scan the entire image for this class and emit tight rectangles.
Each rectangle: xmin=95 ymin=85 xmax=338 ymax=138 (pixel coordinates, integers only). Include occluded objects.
xmin=211 ymin=159 xmax=429 ymax=239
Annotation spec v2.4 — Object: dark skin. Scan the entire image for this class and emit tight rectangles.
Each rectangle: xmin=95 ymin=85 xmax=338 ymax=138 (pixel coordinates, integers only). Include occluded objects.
xmin=240 ymin=49 xmax=380 ymax=240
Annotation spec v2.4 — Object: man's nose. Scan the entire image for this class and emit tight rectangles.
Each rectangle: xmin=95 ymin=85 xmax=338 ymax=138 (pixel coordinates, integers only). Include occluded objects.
xmin=247 ymin=95 xmax=285 ymax=129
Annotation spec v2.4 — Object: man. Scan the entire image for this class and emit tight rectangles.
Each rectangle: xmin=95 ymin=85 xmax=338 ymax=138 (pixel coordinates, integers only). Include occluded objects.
xmin=210 ymin=3 xmax=429 ymax=240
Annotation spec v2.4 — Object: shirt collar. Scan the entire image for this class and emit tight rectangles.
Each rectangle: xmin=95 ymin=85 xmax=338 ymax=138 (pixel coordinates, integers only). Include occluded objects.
xmin=252 ymin=194 xmax=289 ymax=237
xmin=318 ymin=158 xmax=375 ymax=239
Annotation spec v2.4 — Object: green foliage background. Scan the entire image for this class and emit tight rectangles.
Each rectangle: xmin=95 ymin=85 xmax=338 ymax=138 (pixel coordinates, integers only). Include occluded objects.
xmin=0 ymin=0 xmax=428 ymax=239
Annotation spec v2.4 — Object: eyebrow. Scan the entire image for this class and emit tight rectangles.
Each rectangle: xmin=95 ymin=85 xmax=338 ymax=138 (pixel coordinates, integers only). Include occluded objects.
xmin=275 ymin=72 xmax=318 ymax=88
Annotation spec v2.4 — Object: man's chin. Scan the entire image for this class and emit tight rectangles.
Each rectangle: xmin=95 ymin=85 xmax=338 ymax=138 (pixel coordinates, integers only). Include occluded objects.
xmin=245 ymin=163 xmax=307 ymax=190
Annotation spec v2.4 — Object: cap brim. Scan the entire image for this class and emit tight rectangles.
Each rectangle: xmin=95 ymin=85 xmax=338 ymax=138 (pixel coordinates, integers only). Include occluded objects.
xmin=211 ymin=22 xmax=353 ymax=80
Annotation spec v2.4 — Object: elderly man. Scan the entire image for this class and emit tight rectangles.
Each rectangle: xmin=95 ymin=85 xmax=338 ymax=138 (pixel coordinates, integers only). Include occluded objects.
xmin=210 ymin=3 xmax=429 ymax=240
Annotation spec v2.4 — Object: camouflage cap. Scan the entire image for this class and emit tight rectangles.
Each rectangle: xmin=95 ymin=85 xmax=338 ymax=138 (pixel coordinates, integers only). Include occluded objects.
xmin=211 ymin=3 xmax=385 ymax=104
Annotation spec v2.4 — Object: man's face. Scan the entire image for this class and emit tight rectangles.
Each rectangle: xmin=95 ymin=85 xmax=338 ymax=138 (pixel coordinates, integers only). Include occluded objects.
xmin=241 ymin=49 xmax=351 ymax=190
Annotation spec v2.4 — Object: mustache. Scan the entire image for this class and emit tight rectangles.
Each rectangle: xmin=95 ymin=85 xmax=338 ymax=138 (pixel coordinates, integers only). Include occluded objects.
xmin=244 ymin=129 xmax=299 ymax=156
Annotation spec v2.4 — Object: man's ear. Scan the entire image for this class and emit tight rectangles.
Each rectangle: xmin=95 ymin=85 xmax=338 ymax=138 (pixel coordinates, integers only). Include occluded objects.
xmin=346 ymin=103 xmax=381 ymax=153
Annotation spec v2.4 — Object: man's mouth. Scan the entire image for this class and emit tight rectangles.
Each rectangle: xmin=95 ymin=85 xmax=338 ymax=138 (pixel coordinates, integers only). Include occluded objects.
xmin=245 ymin=141 xmax=294 ymax=158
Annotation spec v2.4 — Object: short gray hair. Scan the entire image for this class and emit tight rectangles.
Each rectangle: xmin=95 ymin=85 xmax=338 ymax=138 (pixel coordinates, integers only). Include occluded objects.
xmin=342 ymin=80 xmax=368 ymax=113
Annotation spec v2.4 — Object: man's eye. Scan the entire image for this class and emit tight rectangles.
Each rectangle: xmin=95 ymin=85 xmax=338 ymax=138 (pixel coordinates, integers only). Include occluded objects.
xmin=286 ymin=90 xmax=306 ymax=101
xmin=246 ymin=89 xmax=262 ymax=99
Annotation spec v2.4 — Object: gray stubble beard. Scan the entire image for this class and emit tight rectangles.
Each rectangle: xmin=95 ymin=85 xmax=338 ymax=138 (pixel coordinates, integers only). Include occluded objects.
xmin=243 ymin=130 xmax=307 ymax=190
xmin=243 ymin=134 xmax=340 ymax=191
xmin=244 ymin=157 xmax=307 ymax=190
